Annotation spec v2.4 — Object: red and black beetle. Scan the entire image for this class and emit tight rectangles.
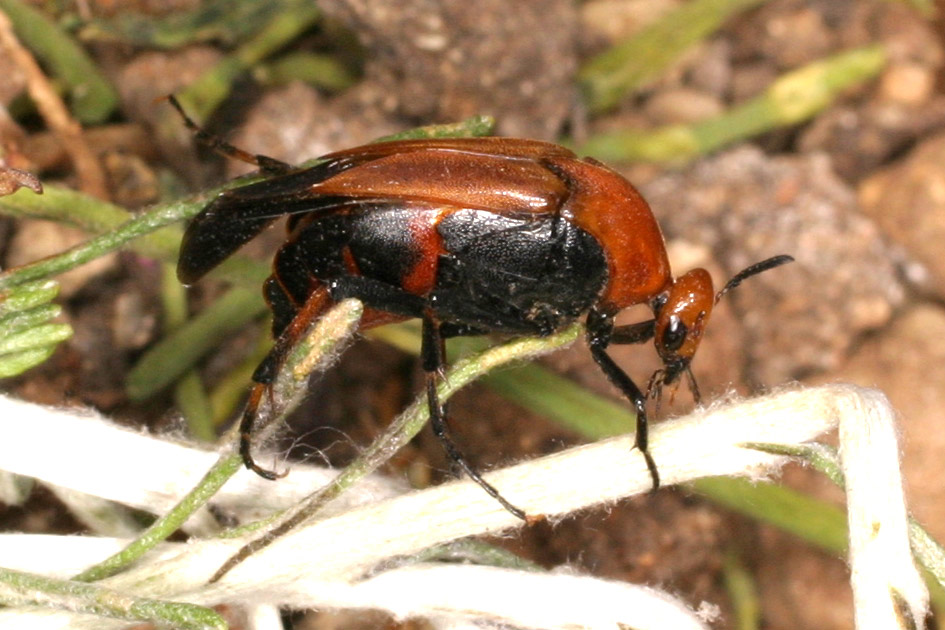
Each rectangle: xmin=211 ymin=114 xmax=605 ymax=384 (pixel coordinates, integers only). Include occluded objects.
xmin=174 ymin=101 xmax=791 ymax=519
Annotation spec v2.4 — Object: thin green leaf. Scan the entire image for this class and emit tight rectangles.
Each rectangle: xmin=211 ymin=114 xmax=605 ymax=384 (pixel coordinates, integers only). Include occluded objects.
xmin=576 ymin=46 xmax=886 ymax=163
xmin=579 ymin=0 xmax=769 ymax=112
xmin=0 ymin=566 xmax=225 ymax=629
xmin=126 ymin=287 xmax=267 ymax=400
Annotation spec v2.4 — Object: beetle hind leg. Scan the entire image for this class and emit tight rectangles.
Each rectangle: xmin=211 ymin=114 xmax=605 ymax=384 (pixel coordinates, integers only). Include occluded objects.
xmin=421 ymin=315 xmax=528 ymax=521
xmin=240 ymin=284 xmax=334 ymax=480
xmin=165 ymin=94 xmax=292 ymax=175
xmin=238 ymin=383 xmax=287 ymax=480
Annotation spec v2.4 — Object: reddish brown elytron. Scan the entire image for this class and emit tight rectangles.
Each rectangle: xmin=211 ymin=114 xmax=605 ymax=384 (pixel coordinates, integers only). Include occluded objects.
xmin=174 ymin=103 xmax=792 ymax=519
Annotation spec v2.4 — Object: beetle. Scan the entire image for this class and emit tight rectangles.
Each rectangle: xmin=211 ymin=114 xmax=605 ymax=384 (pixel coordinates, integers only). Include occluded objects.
xmin=173 ymin=99 xmax=792 ymax=519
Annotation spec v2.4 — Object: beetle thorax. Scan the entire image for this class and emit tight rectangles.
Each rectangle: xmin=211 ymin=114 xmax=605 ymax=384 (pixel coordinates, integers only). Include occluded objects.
xmin=547 ymin=157 xmax=672 ymax=312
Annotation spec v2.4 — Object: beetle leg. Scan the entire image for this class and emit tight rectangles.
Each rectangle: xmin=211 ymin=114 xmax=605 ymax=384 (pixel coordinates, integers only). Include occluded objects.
xmin=237 ymin=383 xmax=285 ymax=480
xmin=586 ymin=309 xmax=661 ymax=490
xmin=240 ymin=286 xmax=334 ymax=480
xmin=421 ymin=315 xmax=528 ymax=520
xmin=329 ymin=276 xmax=426 ymax=318
xmin=609 ymin=319 xmax=656 ymax=345
xmin=166 ymin=94 xmax=292 ymax=175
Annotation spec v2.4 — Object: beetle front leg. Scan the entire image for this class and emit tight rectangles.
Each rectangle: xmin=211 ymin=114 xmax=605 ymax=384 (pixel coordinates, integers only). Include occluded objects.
xmin=421 ymin=315 xmax=527 ymax=520
xmin=609 ymin=319 xmax=655 ymax=345
xmin=586 ymin=309 xmax=661 ymax=490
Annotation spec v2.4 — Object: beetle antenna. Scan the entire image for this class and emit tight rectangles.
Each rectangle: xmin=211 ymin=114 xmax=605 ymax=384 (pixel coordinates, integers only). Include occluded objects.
xmin=715 ymin=254 xmax=794 ymax=303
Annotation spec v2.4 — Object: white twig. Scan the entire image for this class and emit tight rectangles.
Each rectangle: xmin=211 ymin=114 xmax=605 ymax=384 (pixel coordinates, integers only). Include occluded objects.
xmin=287 ymin=563 xmax=716 ymax=630
xmin=838 ymin=388 xmax=928 ymax=629
xmin=0 ymin=396 xmax=406 ymax=524
xmin=0 ymin=384 xmax=926 ymax=630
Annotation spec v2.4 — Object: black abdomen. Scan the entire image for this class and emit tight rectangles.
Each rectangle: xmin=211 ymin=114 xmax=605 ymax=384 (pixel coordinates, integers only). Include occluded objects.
xmin=432 ymin=209 xmax=608 ymax=335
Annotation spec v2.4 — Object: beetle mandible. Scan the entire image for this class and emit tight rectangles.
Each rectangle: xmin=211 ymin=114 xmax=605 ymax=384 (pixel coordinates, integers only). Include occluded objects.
xmin=172 ymin=99 xmax=792 ymax=519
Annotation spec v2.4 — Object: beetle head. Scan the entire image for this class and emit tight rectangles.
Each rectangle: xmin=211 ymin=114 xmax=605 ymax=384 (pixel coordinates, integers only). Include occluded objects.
xmin=652 ymin=268 xmax=714 ymax=390
xmin=650 ymin=254 xmax=795 ymax=400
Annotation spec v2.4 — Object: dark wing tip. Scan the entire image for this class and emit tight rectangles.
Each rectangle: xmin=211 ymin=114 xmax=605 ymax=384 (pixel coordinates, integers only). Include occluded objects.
xmin=176 ymin=195 xmax=280 ymax=284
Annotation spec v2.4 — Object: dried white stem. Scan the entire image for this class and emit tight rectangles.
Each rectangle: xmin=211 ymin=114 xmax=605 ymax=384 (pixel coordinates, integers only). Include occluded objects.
xmin=285 ymin=563 xmax=716 ymax=630
xmin=0 ymin=385 xmax=877 ymax=629
xmin=0 ymin=396 xmax=405 ymax=524
xmin=838 ymin=388 xmax=928 ymax=629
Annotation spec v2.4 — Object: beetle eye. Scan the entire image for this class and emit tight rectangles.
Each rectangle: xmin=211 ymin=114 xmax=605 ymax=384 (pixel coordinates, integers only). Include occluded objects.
xmin=661 ymin=315 xmax=687 ymax=353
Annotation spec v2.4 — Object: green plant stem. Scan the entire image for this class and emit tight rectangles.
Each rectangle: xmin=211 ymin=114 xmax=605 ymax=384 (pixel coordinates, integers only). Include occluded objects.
xmin=173 ymin=0 xmax=321 ymax=121
xmin=579 ymin=0 xmax=768 ymax=112
xmin=374 ymin=115 xmax=496 ymax=142
xmin=160 ymin=262 xmax=215 ymax=442
xmin=0 ymin=566 xmax=225 ymax=629
xmin=71 ymin=453 xmax=243 ymax=583
xmin=0 ymin=0 xmax=118 ymax=123
xmin=723 ymin=550 xmax=761 ymax=630
xmin=576 ymin=45 xmax=886 ymax=163
xmin=400 ymin=539 xmax=544 ymax=573
xmin=79 ymin=1 xmax=286 ymax=49
xmin=126 ymin=287 xmax=267 ymax=400
xmin=256 ymin=51 xmax=357 ymax=92
xmin=745 ymin=441 xmax=845 ymax=485
xmin=0 ymin=186 xmax=203 ymax=289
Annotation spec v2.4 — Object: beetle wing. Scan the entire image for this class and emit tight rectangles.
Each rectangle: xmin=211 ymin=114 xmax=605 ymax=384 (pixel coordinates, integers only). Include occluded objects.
xmin=311 ymin=148 xmax=571 ymax=215
xmin=177 ymin=163 xmax=361 ymax=283
xmin=178 ymin=138 xmax=576 ymax=283
xmin=320 ymin=137 xmax=575 ymax=163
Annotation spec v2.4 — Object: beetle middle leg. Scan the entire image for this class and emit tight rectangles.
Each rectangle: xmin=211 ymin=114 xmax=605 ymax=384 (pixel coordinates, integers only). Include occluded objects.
xmin=421 ymin=315 xmax=528 ymax=520
xmin=586 ymin=309 xmax=661 ymax=490
xmin=333 ymin=276 xmax=528 ymax=518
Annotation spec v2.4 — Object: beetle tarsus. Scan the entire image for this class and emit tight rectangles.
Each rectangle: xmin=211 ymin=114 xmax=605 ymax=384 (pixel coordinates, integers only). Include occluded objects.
xmin=238 ymin=383 xmax=288 ymax=481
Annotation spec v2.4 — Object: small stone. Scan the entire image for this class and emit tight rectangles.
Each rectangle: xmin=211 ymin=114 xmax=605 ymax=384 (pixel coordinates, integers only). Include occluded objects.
xmin=858 ymin=131 xmax=945 ymax=299
xmin=644 ymin=88 xmax=724 ymax=125
xmin=878 ymin=62 xmax=935 ymax=106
